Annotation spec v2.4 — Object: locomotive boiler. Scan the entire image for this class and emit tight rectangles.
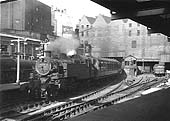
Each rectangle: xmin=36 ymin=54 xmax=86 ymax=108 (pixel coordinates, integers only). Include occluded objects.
xmin=34 ymin=51 xmax=122 ymax=99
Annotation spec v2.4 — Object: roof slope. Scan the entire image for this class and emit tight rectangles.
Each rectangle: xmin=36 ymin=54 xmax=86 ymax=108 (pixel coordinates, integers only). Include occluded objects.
xmin=101 ymin=15 xmax=111 ymax=24
xmin=86 ymin=16 xmax=96 ymax=24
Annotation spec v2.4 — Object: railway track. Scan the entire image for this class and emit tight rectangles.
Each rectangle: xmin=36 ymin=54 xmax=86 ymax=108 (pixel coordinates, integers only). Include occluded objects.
xmin=0 ymin=78 xmax=124 ymax=120
xmin=1 ymin=76 xmax=166 ymax=121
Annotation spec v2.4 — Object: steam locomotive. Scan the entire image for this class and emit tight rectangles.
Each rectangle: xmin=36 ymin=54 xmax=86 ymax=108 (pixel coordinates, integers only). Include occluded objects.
xmin=33 ymin=51 xmax=122 ymax=99
xmin=0 ymin=50 xmax=122 ymax=100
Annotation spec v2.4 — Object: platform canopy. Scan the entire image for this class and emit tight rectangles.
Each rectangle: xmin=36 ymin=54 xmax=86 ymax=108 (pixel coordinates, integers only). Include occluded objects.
xmin=91 ymin=0 xmax=170 ymax=37
xmin=0 ymin=0 xmax=17 ymax=3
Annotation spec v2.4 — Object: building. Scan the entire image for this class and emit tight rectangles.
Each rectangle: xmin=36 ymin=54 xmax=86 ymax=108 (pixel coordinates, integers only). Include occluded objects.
xmin=51 ymin=6 xmax=74 ymax=38
xmin=79 ymin=15 xmax=96 ymax=43
xmin=1 ymin=0 xmax=53 ymax=39
xmin=78 ymin=15 xmax=170 ymax=71
xmin=123 ymin=19 xmax=170 ymax=71
xmin=92 ymin=14 xmax=112 ymax=57
xmin=0 ymin=0 xmax=53 ymax=59
xmin=0 ymin=33 xmax=41 ymax=60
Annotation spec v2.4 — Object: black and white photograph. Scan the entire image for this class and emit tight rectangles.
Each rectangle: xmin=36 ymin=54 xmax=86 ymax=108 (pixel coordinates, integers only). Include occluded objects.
xmin=0 ymin=0 xmax=170 ymax=120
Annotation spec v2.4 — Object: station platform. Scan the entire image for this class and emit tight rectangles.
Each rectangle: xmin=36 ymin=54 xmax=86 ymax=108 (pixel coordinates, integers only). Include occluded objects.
xmin=68 ymin=87 xmax=170 ymax=121
xmin=0 ymin=82 xmax=29 ymax=92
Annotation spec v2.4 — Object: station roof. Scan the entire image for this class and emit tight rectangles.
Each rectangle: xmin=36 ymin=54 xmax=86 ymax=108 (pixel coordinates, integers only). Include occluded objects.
xmin=0 ymin=0 xmax=17 ymax=3
xmin=91 ymin=0 xmax=170 ymax=37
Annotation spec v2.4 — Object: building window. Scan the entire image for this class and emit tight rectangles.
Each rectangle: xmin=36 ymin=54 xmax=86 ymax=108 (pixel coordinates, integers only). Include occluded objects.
xmin=122 ymin=19 xmax=128 ymax=23
xmin=137 ymin=30 xmax=140 ymax=36
xmin=129 ymin=30 xmax=131 ymax=36
xmin=132 ymin=40 xmax=137 ymax=48
xmin=81 ymin=32 xmax=84 ymax=37
xmin=129 ymin=23 xmax=132 ymax=27
xmin=86 ymin=31 xmax=89 ymax=36
xmin=125 ymin=61 xmax=129 ymax=65
xmin=168 ymin=37 xmax=170 ymax=42
xmin=36 ymin=7 xmax=39 ymax=11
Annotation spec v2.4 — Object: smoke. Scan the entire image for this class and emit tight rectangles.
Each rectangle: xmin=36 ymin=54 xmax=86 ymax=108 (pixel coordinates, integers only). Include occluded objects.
xmin=67 ymin=50 xmax=76 ymax=56
xmin=47 ymin=37 xmax=80 ymax=55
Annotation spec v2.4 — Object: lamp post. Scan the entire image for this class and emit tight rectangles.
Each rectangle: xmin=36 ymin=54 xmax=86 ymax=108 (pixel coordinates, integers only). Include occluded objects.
xmin=24 ymin=41 xmax=27 ymax=60
xmin=11 ymin=38 xmax=26 ymax=84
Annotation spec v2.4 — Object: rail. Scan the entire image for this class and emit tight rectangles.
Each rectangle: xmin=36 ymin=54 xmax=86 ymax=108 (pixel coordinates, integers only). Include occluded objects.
xmin=1 ymin=76 xmax=166 ymax=121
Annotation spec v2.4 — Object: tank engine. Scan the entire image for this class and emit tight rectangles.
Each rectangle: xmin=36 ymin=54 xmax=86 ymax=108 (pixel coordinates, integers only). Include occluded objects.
xmin=34 ymin=51 xmax=122 ymax=99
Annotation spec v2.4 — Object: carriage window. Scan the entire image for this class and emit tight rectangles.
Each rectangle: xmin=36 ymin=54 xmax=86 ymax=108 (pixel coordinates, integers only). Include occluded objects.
xmin=112 ymin=62 xmax=114 ymax=69
xmin=132 ymin=40 xmax=136 ymax=48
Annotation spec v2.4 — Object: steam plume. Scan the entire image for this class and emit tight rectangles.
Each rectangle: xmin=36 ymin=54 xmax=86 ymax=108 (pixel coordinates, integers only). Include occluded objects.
xmin=47 ymin=37 xmax=80 ymax=55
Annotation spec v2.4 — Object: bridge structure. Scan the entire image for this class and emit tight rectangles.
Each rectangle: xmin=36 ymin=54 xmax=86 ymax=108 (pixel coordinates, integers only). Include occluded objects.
xmin=91 ymin=0 xmax=170 ymax=37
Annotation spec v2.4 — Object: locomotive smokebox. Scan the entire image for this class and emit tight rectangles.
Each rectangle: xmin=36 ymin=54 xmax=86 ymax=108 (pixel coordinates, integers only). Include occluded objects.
xmin=44 ymin=50 xmax=52 ymax=58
